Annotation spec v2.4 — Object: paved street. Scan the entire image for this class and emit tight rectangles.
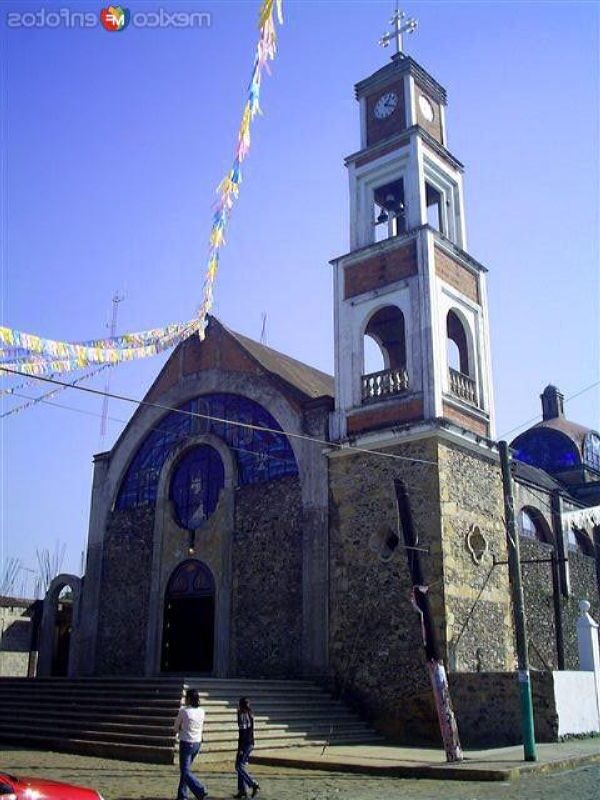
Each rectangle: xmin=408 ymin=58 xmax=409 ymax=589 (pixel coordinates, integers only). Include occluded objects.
xmin=1 ymin=747 xmax=600 ymax=800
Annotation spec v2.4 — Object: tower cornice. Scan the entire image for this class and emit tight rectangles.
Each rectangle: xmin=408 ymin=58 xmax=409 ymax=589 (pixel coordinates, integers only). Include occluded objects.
xmin=355 ymin=54 xmax=447 ymax=106
xmin=329 ymin=226 xmax=488 ymax=276
xmin=344 ymin=125 xmax=464 ymax=173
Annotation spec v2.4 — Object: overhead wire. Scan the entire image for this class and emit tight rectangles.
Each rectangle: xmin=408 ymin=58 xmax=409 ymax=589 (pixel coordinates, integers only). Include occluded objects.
xmin=498 ymin=380 xmax=600 ymax=440
xmin=0 ymin=366 xmax=438 ymax=467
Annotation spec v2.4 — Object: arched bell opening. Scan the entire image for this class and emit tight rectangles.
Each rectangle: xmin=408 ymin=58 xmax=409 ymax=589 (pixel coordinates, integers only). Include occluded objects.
xmin=446 ymin=309 xmax=477 ymax=405
xmin=362 ymin=305 xmax=408 ymax=403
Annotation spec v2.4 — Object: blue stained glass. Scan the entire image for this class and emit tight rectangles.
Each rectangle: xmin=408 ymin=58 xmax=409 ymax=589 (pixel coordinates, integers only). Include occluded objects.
xmin=115 ymin=393 xmax=298 ymax=511
xmin=170 ymin=446 xmax=224 ymax=530
xmin=167 ymin=559 xmax=215 ymax=597
xmin=512 ymin=428 xmax=581 ymax=472
xmin=583 ymin=433 xmax=600 ymax=472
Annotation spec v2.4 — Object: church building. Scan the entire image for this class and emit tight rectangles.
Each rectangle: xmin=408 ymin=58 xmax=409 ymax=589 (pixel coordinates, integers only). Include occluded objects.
xmin=36 ymin=20 xmax=600 ymax=747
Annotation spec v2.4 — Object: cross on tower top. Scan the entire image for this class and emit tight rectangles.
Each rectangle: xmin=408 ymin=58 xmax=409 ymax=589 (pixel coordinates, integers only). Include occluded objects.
xmin=379 ymin=5 xmax=418 ymax=57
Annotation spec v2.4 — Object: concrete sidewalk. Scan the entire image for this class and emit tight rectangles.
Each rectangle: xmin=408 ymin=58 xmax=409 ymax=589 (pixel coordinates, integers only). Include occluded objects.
xmin=253 ymin=738 xmax=600 ymax=781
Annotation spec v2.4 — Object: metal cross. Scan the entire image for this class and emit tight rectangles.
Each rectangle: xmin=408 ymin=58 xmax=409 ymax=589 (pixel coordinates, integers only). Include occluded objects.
xmin=379 ymin=5 xmax=418 ymax=57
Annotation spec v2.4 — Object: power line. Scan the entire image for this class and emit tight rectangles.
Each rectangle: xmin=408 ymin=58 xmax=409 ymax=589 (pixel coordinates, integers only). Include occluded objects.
xmin=498 ymin=380 xmax=600 ymax=440
xmin=0 ymin=366 xmax=438 ymax=467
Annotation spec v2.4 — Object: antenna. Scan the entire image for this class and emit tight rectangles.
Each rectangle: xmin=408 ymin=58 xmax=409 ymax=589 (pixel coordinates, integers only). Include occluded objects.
xmin=100 ymin=292 xmax=125 ymax=439
xmin=260 ymin=312 xmax=267 ymax=345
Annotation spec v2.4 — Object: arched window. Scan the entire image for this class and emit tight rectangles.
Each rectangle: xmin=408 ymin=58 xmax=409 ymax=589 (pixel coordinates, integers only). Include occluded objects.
xmin=362 ymin=306 xmax=408 ymax=402
xmin=568 ymin=527 xmax=594 ymax=557
xmin=364 ymin=306 xmax=407 ymax=373
xmin=583 ymin=432 xmax=600 ymax=472
xmin=446 ymin=310 xmax=470 ymax=376
xmin=169 ymin=445 xmax=225 ymax=530
xmin=519 ymin=507 xmax=552 ymax=545
xmin=115 ymin=394 xmax=298 ymax=511
xmin=446 ymin=310 xmax=476 ymax=404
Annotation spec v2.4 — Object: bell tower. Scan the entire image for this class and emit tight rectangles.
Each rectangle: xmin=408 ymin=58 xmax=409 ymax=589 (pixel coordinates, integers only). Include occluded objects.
xmin=330 ymin=10 xmax=495 ymax=443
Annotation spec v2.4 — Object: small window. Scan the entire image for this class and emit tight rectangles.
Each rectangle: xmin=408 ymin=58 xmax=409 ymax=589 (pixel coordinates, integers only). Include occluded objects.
xmin=520 ymin=508 xmax=552 ymax=544
xmin=583 ymin=433 xmax=600 ymax=472
xmin=446 ymin=311 xmax=469 ymax=376
xmin=426 ymin=182 xmax=444 ymax=233
xmin=568 ymin=528 xmax=594 ymax=557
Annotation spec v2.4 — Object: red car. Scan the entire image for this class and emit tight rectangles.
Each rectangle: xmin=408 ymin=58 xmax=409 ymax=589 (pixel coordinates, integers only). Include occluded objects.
xmin=0 ymin=772 xmax=104 ymax=799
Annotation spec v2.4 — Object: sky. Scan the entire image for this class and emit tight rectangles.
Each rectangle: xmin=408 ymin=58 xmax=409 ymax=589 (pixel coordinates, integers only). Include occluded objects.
xmin=1 ymin=0 xmax=598 ymax=595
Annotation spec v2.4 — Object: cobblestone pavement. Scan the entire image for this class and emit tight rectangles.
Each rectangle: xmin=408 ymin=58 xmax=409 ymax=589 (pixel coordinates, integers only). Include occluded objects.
xmin=1 ymin=747 xmax=599 ymax=800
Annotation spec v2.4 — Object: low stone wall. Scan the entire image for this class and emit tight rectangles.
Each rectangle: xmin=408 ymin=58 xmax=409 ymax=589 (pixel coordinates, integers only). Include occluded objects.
xmin=0 ymin=597 xmax=36 ymax=677
xmin=449 ymin=671 xmax=558 ymax=746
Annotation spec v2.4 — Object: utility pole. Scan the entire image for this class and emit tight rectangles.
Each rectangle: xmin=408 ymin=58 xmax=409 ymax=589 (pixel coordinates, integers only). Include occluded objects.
xmin=394 ymin=479 xmax=463 ymax=762
xmin=498 ymin=441 xmax=537 ymax=762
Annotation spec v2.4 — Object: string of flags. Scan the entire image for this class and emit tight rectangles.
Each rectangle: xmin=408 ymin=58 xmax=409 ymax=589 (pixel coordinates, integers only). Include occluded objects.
xmin=0 ymin=0 xmax=284 ymax=410
xmin=197 ymin=0 xmax=283 ymax=330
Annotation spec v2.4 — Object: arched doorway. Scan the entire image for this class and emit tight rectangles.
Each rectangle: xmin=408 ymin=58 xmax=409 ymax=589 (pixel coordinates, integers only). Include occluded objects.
xmin=161 ymin=560 xmax=215 ymax=673
xmin=52 ymin=586 xmax=73 ymax=676
xmin=38 ymin=573 xmax=82 ymax=677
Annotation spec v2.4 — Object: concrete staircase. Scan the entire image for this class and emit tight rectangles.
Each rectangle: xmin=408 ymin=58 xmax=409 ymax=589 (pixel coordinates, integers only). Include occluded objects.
xmin=0 ymin=676 xmax=382 ymax=763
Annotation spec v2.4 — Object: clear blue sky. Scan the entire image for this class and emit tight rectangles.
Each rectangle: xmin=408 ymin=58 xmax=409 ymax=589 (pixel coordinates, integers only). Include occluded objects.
xmin=1 ymin=1 xmax=598 ymax=593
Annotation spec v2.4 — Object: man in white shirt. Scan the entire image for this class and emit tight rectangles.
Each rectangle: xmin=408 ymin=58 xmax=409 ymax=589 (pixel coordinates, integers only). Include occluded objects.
xmin=174 ymin=688 xmax=207 ymax=800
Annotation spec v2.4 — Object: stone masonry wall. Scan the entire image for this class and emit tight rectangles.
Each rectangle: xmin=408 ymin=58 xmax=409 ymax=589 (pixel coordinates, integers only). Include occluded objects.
xmin=521 ymin=538 xmax=558 ymax=669
xmin=0 ymin=599 xmax=35 ymax=676
xmin=232 ymin=476 xmax=303 ymax=678
xmin=328 ymin=439 xmax=444 ymax=742
xmin=563 ymin=552 xmax=600 ymax=668
xmin=437 ymin=442 xmax=514 ymax=673
xmin=449 ymin=671 xmax=558 ymax=747
xmin=95 ymin=505 xmax=155 ymax=675
xmin=518 ymin=544 xmax=599 ymax=671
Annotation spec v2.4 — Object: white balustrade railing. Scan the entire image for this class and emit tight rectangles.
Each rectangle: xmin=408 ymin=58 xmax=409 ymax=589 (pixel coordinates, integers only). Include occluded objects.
xmin=362 ymin=368 xmax=409 ymax=403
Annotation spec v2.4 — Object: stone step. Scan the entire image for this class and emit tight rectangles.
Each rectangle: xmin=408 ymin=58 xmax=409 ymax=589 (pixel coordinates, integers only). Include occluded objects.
xmin=0 ymin=719 xmax=380 ymax=744
xmin=0 ymin=696 xmax=348 ymax=714
xmin=0 ymin=680 xmax=322 ymax=705
xmin=0 ymin=729 xmax=383 ymax=765
xmin=0 ymin=703 xmax=356 ymax=730
xmin=0 ymin=677 xmax=322 ymax=696
xmin=0 ymin=677 xmax=381 ymax=764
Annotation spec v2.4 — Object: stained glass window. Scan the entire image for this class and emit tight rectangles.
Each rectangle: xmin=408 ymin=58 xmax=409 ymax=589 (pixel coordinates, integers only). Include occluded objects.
xmin=169 ymin=446 xmax=225 ymax=530
xmin=583 ymin=433 xmax=600 ymax=472
xmin=115 ymin=393 xmax=298 ymax=511
xmin=167 ymin=559 xmax=215 ymax=598
xmin=512 ymin=429 xmax=580 ymax=473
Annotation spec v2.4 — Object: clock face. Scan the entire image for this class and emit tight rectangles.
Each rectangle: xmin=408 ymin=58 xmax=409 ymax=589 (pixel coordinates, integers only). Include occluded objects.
xmin=374 ymin=92 xmax=398 ymax=120
xmin=419 ymin=95 xmax=435 ymax=122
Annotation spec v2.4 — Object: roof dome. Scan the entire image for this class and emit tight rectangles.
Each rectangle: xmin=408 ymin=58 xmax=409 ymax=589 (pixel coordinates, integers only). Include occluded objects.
xmin=511 ymin=385 xmax=600 ymax=476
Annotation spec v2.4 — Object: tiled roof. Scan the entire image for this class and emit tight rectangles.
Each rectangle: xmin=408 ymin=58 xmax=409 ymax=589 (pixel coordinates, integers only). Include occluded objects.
xmin=223 ymin=322 xmax=334 ymax=401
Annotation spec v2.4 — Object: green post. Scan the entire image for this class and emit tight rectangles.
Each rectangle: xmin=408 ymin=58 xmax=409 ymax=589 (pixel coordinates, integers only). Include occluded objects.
xmin=499 ymin=440 xmax=537 ymax=762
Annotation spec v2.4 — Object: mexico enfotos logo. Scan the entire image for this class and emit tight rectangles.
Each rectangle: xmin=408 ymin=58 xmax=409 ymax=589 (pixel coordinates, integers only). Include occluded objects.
xmin=6 ymin=6 xmax=212 ymax=29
